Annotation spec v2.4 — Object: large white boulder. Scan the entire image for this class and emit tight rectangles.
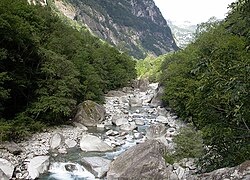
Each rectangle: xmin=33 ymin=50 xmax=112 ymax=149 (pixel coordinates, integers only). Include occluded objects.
xmin=65 ymin=139 xmax=77 ymax=148
xmin=112 ymin=117 xmax=129 ymax=126
xmin=50 ymin=133 xmax=64 ymax=149
xmin=82 ymin=157 xmax=111 ymax=178
xmin=0 ymin=158 xmax=14 ymax=179
xmin=27 ymin=156 xmax=50 ymax=179
xmin=80 ymin=134 xmax=112 ymax=152
xmin=107 ymin=140 xmax=168 ymax=180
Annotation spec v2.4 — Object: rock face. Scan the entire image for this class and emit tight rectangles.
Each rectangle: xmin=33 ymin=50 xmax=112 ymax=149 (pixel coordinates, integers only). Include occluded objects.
xmin=27 ymin=156 xmax=50 ymax=179
xmin=74 ymin=100 xmax=106 ymax=127
xmin=0 ymin=168 xmax=9 ymax=180
xmin=65 ymin=0 xmax=178 ymax=59
xmin=191 ymin=160 xmax=250 ymax=180
xmin=82 ymin=157 xmax=111 ymax=178
xmin=80 ymin=134 xmax=112 ymax=152
xmin=0 ymin=158 xmax=14 ymax=179
xmin=107 ymin=140 xmax=168 ymax=180
xmin=150 ymin=85 xmax=164 ymax=107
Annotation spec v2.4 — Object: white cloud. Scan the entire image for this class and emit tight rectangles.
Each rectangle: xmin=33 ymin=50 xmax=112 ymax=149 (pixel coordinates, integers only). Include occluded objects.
xmin=153 ymin=0 xmax=236 ymax=24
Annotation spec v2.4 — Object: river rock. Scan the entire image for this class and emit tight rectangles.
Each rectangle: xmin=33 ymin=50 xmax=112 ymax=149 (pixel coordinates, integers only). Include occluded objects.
xmin=156 ymin=115 xmax=169 ymax=124
xmin=191 ymin=160 xmax=250 ymax=180
xmin=74 ymin=100 xmax=106 ymax=127
xmin=27 ymin=156 xmax=50 ymax=179
xmin=129 ymin=95 xmax=142 ymax=107
xmin=135 ymin=119 xmax=145 ymax=125
xmin=4 ymin=142 xmax=22 ymax=155
xmin=146 ymin=124 xmax=167 ymax=139
xmin=72 ymin=122 xmax=88 ymax=131
xmin=65 ymin=139 xmax=77 ymax=148
xmin=142 ymin=94 xmax=154 ymax=104
xmin=137 ymin=78 xmax=150 ymax=92
xmin=50 ymin=133 xmax=64 ymax=149
xmin=0 ymin=168 xmax=9 ymax=180
xmin=82 ymin=157 xmax=111 ymax=178
xmin=65 ymin=163 xmax=77 ymax=172
xmin=150 ymin=86 xmax=164 ymax=107
xmin=0 ymin=158 xmax=14 ymax=179
xmin=80 ymin=134 xmax=112 ymax=152
xmin=120 ymin=123 xmax=137 ymax=131
xmin=112 ymin=116 xmax=128 ymax=126
xmin=107 ymin=140 xmax=167 ymax=180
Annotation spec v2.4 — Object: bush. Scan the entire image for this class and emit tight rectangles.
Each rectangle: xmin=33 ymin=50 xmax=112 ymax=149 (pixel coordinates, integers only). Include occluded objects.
xmin=165 ymin=126 xmax=204 ymax=164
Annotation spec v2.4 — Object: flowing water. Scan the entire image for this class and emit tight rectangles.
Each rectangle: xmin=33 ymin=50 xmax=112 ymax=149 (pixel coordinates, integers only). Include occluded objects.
xmin=38 ymin=83 xmax=179 ymax=179
xmin=39 ymin=106 xmax=159 ymax=180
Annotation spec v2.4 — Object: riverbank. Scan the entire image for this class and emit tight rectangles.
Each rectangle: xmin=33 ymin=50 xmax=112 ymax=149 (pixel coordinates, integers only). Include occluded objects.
xmin=1 ymin=80 xmax=249 ymax=179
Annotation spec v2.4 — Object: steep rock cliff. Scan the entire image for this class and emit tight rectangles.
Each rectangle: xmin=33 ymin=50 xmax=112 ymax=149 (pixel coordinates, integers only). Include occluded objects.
xmin=65 ymin=0 xmax=178 ymax=59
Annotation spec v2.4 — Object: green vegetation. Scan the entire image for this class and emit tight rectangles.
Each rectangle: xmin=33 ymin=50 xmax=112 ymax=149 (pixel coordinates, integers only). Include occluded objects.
xmin=136 ymin=54 xmax=172 ymax=82
xmin=165 ymin=126 xmax=204 ymax=164
xmin=0 ymin=0 xmax=136 ymax=141
xmin=161 ymin=0 xmax=250 ymax=172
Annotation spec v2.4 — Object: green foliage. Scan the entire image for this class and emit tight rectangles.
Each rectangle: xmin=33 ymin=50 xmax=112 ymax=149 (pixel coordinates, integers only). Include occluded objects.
xmin=173 ymin=127 xmax=204 ymax=160
xmin=161 ymin=0 xmax=250 ymax=171
xmin=136 ymin=54 xmax=171 ymax=82
xmin=164 ymin=127 xmax=204 ymax=164
xmin=0 ymin=0 xmax=136 ymax=140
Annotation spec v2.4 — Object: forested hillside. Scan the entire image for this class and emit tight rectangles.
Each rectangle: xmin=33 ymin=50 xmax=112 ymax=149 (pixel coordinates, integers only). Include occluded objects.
xmin=0 ymin=0 xmax=136 ymax=141
xmin=160 ymin=0 xmax=250 ymax=172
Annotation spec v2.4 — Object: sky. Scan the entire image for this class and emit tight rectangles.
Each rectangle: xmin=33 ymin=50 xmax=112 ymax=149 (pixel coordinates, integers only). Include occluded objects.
xmin=153 ymin=0 xmax=236 ymax=24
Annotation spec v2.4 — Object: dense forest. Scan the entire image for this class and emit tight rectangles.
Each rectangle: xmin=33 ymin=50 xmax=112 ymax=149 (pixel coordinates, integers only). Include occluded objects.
xmin=159 ymin=0 xmax=250 ymax=172
xmin=0 ymin=0 xmax=136 ymax=141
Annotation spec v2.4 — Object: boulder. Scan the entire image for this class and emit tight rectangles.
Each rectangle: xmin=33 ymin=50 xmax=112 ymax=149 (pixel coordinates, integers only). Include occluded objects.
xmin=107 ymin=140 xmax=168 ymax=180
xmin=65 ymin=163 xmax=78 ymax=172
xmin=138 ymin=78 xmax=150 ymax=92
xmin=82 ymin=157 xmax=111 ymax=178
xmin=129 ymin=96 xmax=142 ymax=108
xmin=146 ymin=124 xmax=169 ymax=146
xmin=0 ymin=158 xmax=14 ymax=179
xmin=27 ymin=156 xmax=50 ymax=179
xmin=135 ymin=119 xmax=145 ymax=126
xmin=146 ymin=124 xmax=167 ymax=139
xmin=150 ymin=86 xmax=164 ymax=107
xmin=80 ymin=134 xmax=112 ymax=152
xmin=74 ymin=100 xmax=106 ymax=127
xmin=112 ymin=117 xmax=129 ymax=126
xmin=120 ymin=123 xmax=137 ymax=131
xmin=65 ymin=139 xmax=77 ymax=148
xmin=3 ymin=142 xmax=22 ymax=155
xmin=0 ymin=168 xmax=9 ymax=180
xmin=156 ymin=115 xmax=169 ymax=124
xmin=50 ymin=133 xmax=64 ymax=149
xmin=72 ymin=122 xmax=88 ymax=131
xmin=192 ymin=160 xmax=250 ymax=180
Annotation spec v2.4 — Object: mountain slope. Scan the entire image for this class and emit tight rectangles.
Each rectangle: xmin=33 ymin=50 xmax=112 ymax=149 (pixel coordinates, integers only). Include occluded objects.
xmin=60 ymin=0 xmax=178 ymax=59
xmin=167 ymin=20 xmax=196 ymax=48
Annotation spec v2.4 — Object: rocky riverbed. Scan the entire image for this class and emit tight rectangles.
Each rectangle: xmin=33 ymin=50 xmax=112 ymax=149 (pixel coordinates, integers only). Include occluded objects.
xmin=0 ymin=80 xmax=249 ymax=180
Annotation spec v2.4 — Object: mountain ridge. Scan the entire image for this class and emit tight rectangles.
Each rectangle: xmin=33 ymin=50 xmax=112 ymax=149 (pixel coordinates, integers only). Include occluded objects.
xmin=36 ymin=0 xmax=178 ymax=59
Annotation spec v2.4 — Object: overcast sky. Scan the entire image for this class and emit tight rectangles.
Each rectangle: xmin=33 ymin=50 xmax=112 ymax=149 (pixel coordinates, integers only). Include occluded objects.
xmin=153 ymin=0 xmax=236 ymax=24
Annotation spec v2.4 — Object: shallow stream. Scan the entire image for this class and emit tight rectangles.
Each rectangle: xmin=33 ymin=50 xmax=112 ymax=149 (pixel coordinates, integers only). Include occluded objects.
xmin=39 ymin=105 xmax=159 ymax=180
